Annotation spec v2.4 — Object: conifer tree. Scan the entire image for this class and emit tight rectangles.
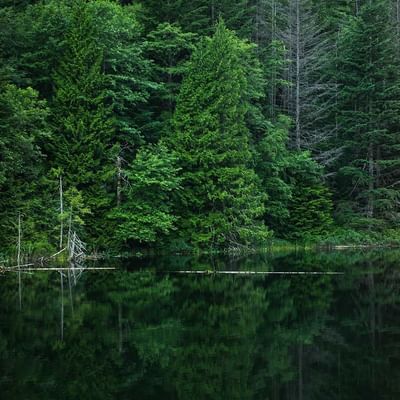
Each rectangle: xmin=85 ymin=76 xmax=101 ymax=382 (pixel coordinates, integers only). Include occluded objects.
xmin=88 ymin=0 xmax=156 ymax=147
xmin=145 ymin=22 xmax=196 ymax=137
xmin=0 ymin=84 xmax=53 ymax=250
xmin=167 ymin=20 xmax=269 ymax=248
xmin=334 ymin=0 xmax=400 ymax=227
xmin=110 ymin=144 xmax=181 ymax=246
xmin=51 ymin=0 xmax=114 ymax=243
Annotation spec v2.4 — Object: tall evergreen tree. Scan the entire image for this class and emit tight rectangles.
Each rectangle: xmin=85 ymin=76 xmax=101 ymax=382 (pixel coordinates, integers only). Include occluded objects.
xmin=167 ymin=21 xmax=269 ymax=248
xmin=87 ymin=0 xmax=157 ymax=147
xmin=334 ymin=0 xmax=400 ymax=228
xmin=0 ymin=1 xmax=71 ymax=97
xmin=110 ymin=144 xmax=181 ymax=247
xmin=50 ymin=0 xmax=114 ymax=243
xmin=145 ymin=22 xmax=196 ymax=137
xmin=0 ymin=84 xmax=53 ymax=251
xmin=255 ymin=115 xmax=334 ymax=239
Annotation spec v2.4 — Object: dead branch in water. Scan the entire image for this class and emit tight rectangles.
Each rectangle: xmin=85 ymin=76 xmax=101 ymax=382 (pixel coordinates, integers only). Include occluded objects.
xmin=171 ymin=270 xmax=344 ymax=276
xmin=1 ymin=266 xmax=115 ymax=272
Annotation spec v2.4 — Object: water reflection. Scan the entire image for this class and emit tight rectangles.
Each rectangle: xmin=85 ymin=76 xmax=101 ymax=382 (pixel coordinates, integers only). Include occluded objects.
xmin=1 ymin=250 xmax=400 ymax=399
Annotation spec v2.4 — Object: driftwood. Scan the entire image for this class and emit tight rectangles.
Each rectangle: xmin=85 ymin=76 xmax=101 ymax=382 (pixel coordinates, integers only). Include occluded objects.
xmin=50 ymin=247 xmax=67 ymax=258
xmin=1 ymin=230 xmax=86 ymax=272
xmin=16 ymin=267 xmax=114 ymax=271
xmin=171 ymin=270 xmax=344 ymax=276
xmin=1 ymin=266 xmax=114 ymax=272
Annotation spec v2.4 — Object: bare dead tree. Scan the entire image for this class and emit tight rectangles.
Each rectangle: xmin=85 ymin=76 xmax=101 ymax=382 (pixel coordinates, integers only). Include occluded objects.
xmin=279 ymin=0 xmax=340 ymax=166
xmin=390 ymin=0 xmax=400 ymax=52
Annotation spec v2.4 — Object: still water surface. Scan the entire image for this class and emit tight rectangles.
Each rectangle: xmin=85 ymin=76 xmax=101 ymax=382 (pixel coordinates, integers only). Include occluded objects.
xmin=1 ymin=250 xmax=400 ymax=399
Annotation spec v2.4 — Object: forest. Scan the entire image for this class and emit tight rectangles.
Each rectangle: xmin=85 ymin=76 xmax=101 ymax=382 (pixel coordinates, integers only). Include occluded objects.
xmin=2 ymin=0 xmax=400 ymax=254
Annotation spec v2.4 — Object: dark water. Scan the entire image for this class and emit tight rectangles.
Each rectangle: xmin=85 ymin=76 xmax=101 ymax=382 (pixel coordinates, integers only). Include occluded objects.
xmin=1 ymin=250 xmax=400 ymax=400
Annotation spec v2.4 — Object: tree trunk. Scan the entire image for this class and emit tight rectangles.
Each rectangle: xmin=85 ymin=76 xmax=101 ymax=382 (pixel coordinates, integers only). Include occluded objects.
xmin=295 ymin=0 xmax=301 ymax=150
xmin=367 ymin=143 xmax=374 ymax=220
xmin=59 ymin=175 xmax=64 ymax=250
xmin=270 ymin=0 xmax=277 ymax=115
xmin=116 ymin=156 xmax=122 ymax=207
xmin=397 ymin=0 xmax=400 ymax=36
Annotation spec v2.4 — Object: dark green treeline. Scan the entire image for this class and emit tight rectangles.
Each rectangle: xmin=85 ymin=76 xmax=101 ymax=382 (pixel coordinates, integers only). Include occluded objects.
xmin=1 ymin=0 xmax=400 ymax=253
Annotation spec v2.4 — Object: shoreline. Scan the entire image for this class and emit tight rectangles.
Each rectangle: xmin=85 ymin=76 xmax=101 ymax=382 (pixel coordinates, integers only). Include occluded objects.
xmin=2 ymin=241 xmax=400 ymax=267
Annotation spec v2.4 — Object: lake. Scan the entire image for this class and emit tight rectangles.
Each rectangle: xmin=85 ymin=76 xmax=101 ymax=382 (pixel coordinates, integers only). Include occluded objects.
xmin=1 ymin=249 xmax=400 ymax=399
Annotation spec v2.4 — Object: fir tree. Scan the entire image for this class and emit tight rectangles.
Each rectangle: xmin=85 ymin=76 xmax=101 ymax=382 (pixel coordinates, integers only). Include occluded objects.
xmin=88 ymin=0 xmax=157 ymax=147
xmin=51 ymin=0 xmax=114 ymax=243
xmin=284 ymin=153 xmax=334 ymax=239
xmin=145 ymin=22 xmax=196 ymax=137
xmin=255 ymin=114 xmax=333 ymax=238
xmin=110 ymin=144 xmax=181 ymax=246
xmin=167 ymin=20 xmax=269 ymax=248
xmin=0 ymin=84 xmax=53 ymax=251
xmin=335 ymin=0 xmax=400 ymax=228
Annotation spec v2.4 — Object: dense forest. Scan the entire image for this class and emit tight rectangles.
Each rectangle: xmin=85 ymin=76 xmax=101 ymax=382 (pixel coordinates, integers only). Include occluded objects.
xmin=2 ymin=0 xmax=400 ymax=254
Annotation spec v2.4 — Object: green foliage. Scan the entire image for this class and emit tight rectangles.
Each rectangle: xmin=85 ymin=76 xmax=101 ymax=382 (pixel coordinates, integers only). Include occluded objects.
xmin=0 ymin=84 xmax=53 ymax=252
xmin=3 ymin=0 xmax=400 ymax=252
xmin=50 ymin=0 xmax=114 ymax=244
xmin=167 ymin=20 xmax=269 ymax=248
xmin=0 ymin=1 xmax=70 ymax=95
xmin=110 ymin=144 xmax=181 ymax=245
xmin=255 ymin=115 xmax=333 ymax=240
xmin=334 ymin=0 xmax=400 ymax=228
xmin=286 ymin=182 xmax=334 ymax=240
xmin=87 ymin=0 xmax=157 ymax=146
xmin=145 ymin=22 xmax=196 ymax=136
xmin=284 ymin=153 xmax=334 ymax=240
xmin=254 ymin=115 xmax=293 ymax=229
xmin=0 ymin=84 xmax=48 ymax=186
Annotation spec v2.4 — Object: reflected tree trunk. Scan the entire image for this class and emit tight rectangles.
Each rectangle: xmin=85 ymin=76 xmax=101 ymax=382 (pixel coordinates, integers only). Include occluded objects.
xmin=298 ymin=343 xmax=303 ymax=400
xmin=60 ymin=271 xmax=64 ymax=341
xmin=118 ymin=303 xmax=123 ymax=353
xmin=17 ymin=213 xmax=22 ymax=311
xmin=368 ymin=267 xmax=376 ymax=390
xmin=68 ymin=269 xmax=74 ymax=315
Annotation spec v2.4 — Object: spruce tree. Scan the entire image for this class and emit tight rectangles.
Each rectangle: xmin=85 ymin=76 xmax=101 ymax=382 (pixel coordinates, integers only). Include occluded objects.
xmin=51 ymin=0 xmax=113 ymax=243
xmin=88 ymin=0 xmax=156 ymax=147
xmin=255 ymin=115 xmax=334 ymax=239
xmin=110 ymin=144 xmax=181 ymax=246
xmin=334 ymin=0 xmax=400 ymax=228
xmin=145 ymin=22 xmax=196 ymax=137
xmin=167 ymin=20 xmax=269 ymax=248
xmin=0 ymin=84 xmax=53 ymax=251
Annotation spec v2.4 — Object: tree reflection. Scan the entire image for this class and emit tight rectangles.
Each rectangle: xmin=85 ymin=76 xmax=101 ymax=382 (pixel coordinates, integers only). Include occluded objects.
xmin=0 ymin=251 xmax=400 ymax=399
